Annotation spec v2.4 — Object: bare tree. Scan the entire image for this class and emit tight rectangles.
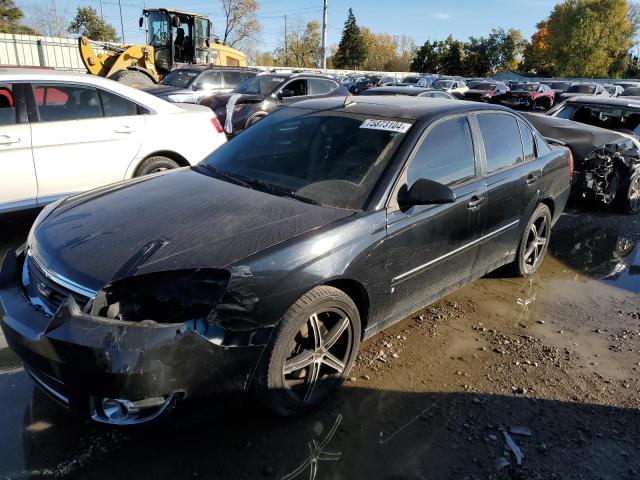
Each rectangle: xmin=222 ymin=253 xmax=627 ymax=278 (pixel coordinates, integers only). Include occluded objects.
xmin=27 ymin=4 xmax=68 ymax=37
xmin=220 ymin=0 xmax=260 ymax=48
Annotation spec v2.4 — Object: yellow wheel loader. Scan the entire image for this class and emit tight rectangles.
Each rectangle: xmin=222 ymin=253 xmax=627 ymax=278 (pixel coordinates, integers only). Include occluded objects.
xmin=78 ymin=8 xmax=248 ymax=87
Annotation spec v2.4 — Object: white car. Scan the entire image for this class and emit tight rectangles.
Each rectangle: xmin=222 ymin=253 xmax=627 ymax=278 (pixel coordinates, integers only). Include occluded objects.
xmin=430 ymin=79 xmax=469 ymax=98
xmin=0 ymin=69 xmax=226 ymax=214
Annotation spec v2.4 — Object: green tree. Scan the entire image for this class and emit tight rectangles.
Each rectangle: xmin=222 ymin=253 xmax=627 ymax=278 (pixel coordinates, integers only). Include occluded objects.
xmin=545 ymin=0 xmax=634 ymax=78
xmin=521 ymin=21 xmax=553 ymax=75
xmin=333 ymin=8 xmax=367 ymax=69
xmin=68 ymin=6 xmax=118 ymax=41
xmin=0 ymin=0 xmax=39 ymax=34
xmin=277 ymin=20 xmax=323 ymax=68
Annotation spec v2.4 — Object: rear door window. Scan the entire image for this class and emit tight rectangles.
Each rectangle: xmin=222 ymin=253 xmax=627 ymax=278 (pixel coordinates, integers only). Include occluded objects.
xmin=33 ymin=84 xmax=102 ymax=122
xmin=477 ymin=113 xmax=524 ymax=174
xmin=99 ymin=90 xmax=139 ymax=117
xmin=222 ymin=71 xmax=243 ymax=88
xmin=0 ymin=83 xmax=16 ymax=125
xmin=197 ymin=71 xmax=222 ymax=89
xmin=309 ymin=78 xmax=337 ymax=95
xmin=518 ymin=120 xmax=536 ymax=162
xmin=407 ymin=116 xmax=476 ymax=187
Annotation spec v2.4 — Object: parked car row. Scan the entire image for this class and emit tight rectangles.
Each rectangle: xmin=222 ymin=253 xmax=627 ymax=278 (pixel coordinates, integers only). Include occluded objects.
xmin=1 ymin=67 xmax=577 ymax=427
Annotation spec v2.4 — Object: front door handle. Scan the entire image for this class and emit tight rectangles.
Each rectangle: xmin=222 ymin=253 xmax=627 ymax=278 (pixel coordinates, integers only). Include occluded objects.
xmin=115 ymin=126 xmax=136 ymax=134
xmin=467 ymin=196 xmax=486 ymax=210
xmin=526 ymin=173 xmax=541 ymax=185
xmin=0 ymin=135 xmax=20 ymax=145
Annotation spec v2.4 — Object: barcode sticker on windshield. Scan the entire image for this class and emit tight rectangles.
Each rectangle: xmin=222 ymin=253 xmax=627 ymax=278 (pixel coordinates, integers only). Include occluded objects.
xmin=360 ymin=119 xmax=411 ymax=133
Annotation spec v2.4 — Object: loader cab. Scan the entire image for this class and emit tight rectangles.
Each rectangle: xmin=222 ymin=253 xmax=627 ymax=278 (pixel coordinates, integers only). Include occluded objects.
xmin=141 ymin=9 xmax=211 ymax=73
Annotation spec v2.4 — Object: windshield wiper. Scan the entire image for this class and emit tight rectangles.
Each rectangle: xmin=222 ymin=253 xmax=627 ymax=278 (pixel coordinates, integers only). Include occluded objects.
xmin=281 ymin=192 xmax=322 ymax=205
xmin=198 ymin=165 xmax=252 ymax=189
xmin=237 ymin=176 xmax=323 ymax=206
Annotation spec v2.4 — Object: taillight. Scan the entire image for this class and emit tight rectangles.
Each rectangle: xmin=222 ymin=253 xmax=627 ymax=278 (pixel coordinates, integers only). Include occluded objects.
xmin=567 ymin=148 xmax=574 ymax=178
xmin=210 ymin=116 xmax=223 ymax=134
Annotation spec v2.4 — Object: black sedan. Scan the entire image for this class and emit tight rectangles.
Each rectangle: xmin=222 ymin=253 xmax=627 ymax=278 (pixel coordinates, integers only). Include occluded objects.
xmin=0 ymin=97 xmax=571 ymax=425
xmin=199 ymin=72 xmax=349 ymax=135
xmin=358 ymin=86 xmax=456 ymax=99
xmin=463 ymin=81 xmax=510 ymax=103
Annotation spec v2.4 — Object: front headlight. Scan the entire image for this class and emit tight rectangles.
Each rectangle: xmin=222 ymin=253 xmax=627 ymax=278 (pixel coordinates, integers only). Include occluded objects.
xmin=90 ymin=269 xmax=230 ymax=324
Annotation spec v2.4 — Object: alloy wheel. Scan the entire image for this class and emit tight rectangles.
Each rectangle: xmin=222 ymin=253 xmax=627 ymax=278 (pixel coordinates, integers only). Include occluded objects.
xmin=629 ymin=175 xmax=640 ymax=213
xmin=523 ymin=215 xmax=548 ymax=273
xmin=282 ymin=308 xmax=354 ymax=404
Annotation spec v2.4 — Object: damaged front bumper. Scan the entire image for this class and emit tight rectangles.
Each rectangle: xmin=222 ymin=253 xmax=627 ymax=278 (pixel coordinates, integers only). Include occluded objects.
xmin=0 ymin=250 xmax=269 ymax=425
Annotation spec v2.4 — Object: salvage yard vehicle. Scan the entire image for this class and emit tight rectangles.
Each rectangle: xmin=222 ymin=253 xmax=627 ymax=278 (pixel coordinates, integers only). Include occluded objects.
xmin=0 ymin=69 xmax=226 ymax=214
xmin=543 ymin=81 xmax=573 ymax=96
xmin=620 ymin=87 xmax=640 ymax=98
xmin=141 ymin=66 xmax=260 ymax=103
xmin=0 ymin=96 xmax=572 ymax=424
xmin=199 ymin=71 xmax=348 ymax=135
xmin=603 ymin=84 xmax=624 ymax=97
xmin=556 ymin=82 xmax=609 ymax=103
xmin=526 ymin=96 xmax=640 ymax=213
xmin=430 ymin=79 xmax=469 ymax=99
xmin=463 ymin=81 xmax=510 ymax=103
xmin=500 ymin=82 xmax=555 ymax=110
xmin=358 ymin=86 xmax=456 ymax=99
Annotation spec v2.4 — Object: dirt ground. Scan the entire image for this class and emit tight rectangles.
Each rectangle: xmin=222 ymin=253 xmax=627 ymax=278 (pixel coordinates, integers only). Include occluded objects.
xmin=0 ymin=205 xmax=639 ymax=480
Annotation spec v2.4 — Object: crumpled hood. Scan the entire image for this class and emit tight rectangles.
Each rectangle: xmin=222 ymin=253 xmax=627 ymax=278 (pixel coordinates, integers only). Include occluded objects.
xmin=31 ymin=169 xmax=353 ymax=292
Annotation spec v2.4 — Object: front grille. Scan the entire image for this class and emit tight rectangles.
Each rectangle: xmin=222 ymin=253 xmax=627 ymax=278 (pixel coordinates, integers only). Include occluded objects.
xmin=26 ymin=254 xmax=91 ymax=314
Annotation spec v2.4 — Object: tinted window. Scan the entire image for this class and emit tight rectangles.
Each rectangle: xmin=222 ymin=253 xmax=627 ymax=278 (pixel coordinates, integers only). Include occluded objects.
xmin=477 ymin=113 xmax=524 ymax=173
xmin=0 ymin=83 xmax=16 ymax=125
xmin=202 ymin=109 xmax=409 ymax=210
xmin=284 ymin=79 xmax=307 ymax=96
xmin=33 ymin=84 xmax=102 ymax=122
xmin=222 ymin=71 xmax=243 ymax=88
xmin=100 ymin=90 xmax=138 ymax=117
xmin=309 ymin=78 xmax=336 ymax=95
xmin=407 ymin=116 xmax=476 ymax=187
xmin=518 ymin=120 xmax=536 ymax=162
xmin=161 ymin=69 xmax=200 ymax=87
xmin=234 ymin=75 xmax=284 ymax=94
xmin=196 ymin=71 xmax=222 ymax=88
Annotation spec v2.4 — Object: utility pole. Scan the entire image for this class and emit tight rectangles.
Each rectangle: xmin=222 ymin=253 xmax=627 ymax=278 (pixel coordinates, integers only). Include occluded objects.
xmin=321 ymin=0 xmax=328 ymax=69
xmin=99 ymin=0 xmax=104 ymax=20
xmin=284 ymin=14 xmax=288 ymax=67
xmin=118 ymin=0 xmax=125 ymax=43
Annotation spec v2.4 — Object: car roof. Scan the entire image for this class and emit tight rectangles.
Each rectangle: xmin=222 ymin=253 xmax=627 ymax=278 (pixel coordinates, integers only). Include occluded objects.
xmin=563 ymin=96 xmax=640 ymax=107
xmin=258 ymin=71 xmax=336 ymax=80
xmin=288 ymin=95 xmax=508 ymax=120
xmin=0 ymin=68 xmax=182 ymax=113
xmin=361 ymin=86 xmax=436 ymax=96
xmin=175 ymin=65 xmax=261 ymax=72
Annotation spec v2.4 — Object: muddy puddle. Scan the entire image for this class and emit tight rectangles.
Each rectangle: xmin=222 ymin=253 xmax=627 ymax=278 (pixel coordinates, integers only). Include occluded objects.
xmin=0 ymin=209 xmax=638 ymax=479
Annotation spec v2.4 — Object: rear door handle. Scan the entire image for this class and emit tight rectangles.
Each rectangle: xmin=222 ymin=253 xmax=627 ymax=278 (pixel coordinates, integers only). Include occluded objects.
xmin=0 ymin=135 xmax=20 ymax=145
xmin=526 ymin=173 xmax=541 ymax=185
xmin=467 ymin=196 xmax=486 ymax=210
xmin=115 ymin=126 xmax=136 ymax=134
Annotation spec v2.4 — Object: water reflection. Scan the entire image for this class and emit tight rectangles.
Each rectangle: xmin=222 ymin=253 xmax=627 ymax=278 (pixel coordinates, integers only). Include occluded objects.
xmin=550 ymin=223 xmax=640 ymax=293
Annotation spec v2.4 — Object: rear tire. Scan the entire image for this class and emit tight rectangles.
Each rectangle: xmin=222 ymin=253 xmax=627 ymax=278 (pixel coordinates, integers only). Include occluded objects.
xmin=510 ymin=204 xmax=552 ymax=277
xmin=134 ymin=156 xmax=180 ymax=176
xmin=258 ymin=286 xmax=361 ymax=416
xmin=109 ymin=70 xmax=155 ymax=88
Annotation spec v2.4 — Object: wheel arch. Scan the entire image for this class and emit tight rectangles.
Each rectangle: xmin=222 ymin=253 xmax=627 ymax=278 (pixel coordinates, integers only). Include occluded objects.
xmin=324 ymin=278 xmax=370 ymax=338
xmin=132 ymin=150 xmax=191 ymax=177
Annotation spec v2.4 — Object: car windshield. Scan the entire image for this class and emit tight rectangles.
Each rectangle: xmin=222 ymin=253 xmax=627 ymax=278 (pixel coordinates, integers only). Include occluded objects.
xmin=470 ymin=83 xmax=495 ymax=91
xmin=548 ymin=82 xmax=571 ymax=90
xmin=402 ymin=76 xmax=420 ymax=84
xmin=567 ymin=84 xmax=596 ymax=94
xmin=233 ymin=75 xmax=284 ymax=95
xmin=621 ymin=87 xmax=640 ymax=97
xmin=161 ymin=69 xmax=200 ymax=88
xmin=432 ymin=80 xmax=454 ymax=89
xmin=200 ymin=107 xmax=411 ymax=210
xmin=553 ymin=103 xmax=640 ymax=135
xmin=512 ymin=84 xmax=537 ymax=92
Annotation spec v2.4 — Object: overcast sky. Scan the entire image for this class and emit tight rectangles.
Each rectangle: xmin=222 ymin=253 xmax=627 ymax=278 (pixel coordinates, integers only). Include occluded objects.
xmin=16 ymin=0 xmax=564 ymax=50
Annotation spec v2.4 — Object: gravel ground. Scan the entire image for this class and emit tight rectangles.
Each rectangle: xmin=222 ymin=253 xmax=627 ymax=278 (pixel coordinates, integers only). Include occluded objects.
xmin=0 ymin=205 xmax=639 ymax=479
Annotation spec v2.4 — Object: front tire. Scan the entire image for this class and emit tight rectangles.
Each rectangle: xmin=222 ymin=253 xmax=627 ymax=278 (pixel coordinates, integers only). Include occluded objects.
xmin=134 ymin=156 xmax=180 ymax=176
xmin=108 ymin=69 xmax=155 ymax=88
xmin=511 ymin=204 xmax=552 ymax=276
xmin=620 ymin=171 xmax=640 ymax=214
xmin=258 ymin=286 xmax=361 ymax=416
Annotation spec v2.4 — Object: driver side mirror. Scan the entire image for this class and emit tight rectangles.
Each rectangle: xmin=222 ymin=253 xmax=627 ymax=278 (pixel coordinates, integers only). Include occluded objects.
xmin=398 ymin=178 xmax=456 ymax=207
xmin=139 ymin=17 xmax=144 ymax=28
xmin=278 ymin=89 xmax=295 ymax=99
